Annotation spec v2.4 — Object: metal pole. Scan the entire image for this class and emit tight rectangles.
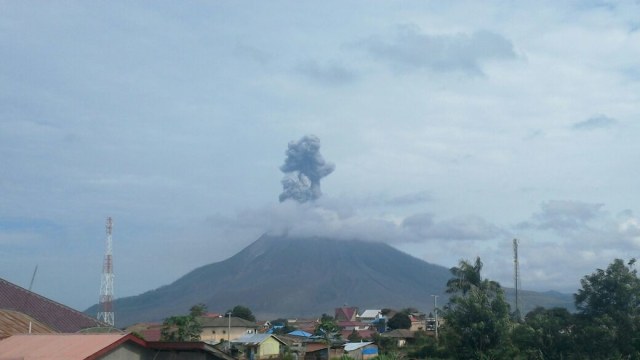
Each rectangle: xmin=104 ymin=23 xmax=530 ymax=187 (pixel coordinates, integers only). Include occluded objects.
xmin=227 ymin=312 xmax=231 ymax=351
xmin=431 ymin=295 xmax=439 ymax=341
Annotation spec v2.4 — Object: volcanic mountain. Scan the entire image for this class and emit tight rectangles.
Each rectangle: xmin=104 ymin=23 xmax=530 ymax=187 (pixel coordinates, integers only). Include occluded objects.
xmin=88 ymin=234 xmax=572 ymax=327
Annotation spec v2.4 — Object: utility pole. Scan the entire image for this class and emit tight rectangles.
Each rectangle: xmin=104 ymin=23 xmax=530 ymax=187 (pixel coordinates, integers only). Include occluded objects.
xmin=97 ymin=217 xmax=115 ymax=326
xmin=513 ymin=238 xmax=521 ymax=320
xmin=431 ymin=295 xmax=439 ymax=341
xmin=227 ymin=312 xmax=232 ymax=352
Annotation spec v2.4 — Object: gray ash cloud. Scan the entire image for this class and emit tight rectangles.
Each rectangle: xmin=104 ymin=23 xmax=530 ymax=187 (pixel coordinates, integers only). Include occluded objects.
xmin=279 ymin=135 xmax=335 ymax=203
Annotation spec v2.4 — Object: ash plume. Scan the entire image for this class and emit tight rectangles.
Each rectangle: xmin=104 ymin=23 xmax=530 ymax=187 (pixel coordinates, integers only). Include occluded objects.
xmin=279 ymin=135 xmax=335 ymax=203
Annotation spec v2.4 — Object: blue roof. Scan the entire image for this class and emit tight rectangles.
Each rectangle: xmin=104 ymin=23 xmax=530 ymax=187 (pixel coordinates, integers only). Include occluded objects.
xmin=288 ymin=330 xmax=312 ymax=337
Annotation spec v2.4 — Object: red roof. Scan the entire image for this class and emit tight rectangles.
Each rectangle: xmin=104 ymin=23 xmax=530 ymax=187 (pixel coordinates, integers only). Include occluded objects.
xmin=0 ymin=277 xmax=105 ymax=332
xmin=335 ymin=307 xmax=358 ymax=322
xmin=341 ymin=329 xmax=376 ymax=340
xmin=0 ymin=334 xmax=144 ymax=359
xmin=0 ymin=334 xmax=236 ymax=360
xmin=306 ymin=342 xmax=329 ymax=353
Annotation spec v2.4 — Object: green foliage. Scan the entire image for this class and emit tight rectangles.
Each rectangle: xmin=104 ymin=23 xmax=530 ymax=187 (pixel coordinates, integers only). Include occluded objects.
xmin=320 ymin=313 xmax=335 ymax=322
xmin=409 ymin=335 xmax=448 ymax=359
xmin=572 ymin=258 xmax=640 ymax=359
xmin=372 ymin=333 xmax=396 ymax=354
xmin=316 ymin=315 xmax=340 ymax=339
xmin=443 ymin=257 xmax=513 ymax=359
xmin=387 ymin=312 xmax=411 ymax=330
xmin=333 ymin=356 xmax=355 ymax=360
xmin=227 ymin=305 xmax=256 ymax=322
xmin=317 ymin=316 xmax=339 ymax=333
xmin=511 ymin=307 xmax=575 ymax=359
xmin=189 ymin=303 xmax=207 ymax=317
xmin=282 ymin=347 xmax=296 ymax=360
xmin=160 ymin=303 xmax=206 ymax=341
xmin=400 ymin=307 xmax=419 ymax=315
xmin=347 ymin=329 xmax=362 ymax=342
xmin=370 ymin=352 xmax=404 ymax=360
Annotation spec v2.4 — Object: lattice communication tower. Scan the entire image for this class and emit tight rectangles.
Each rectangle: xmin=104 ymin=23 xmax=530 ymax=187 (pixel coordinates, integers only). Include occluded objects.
xmin=513 ymin=238 xmax=521 ymax=319
xmin=97 ymin=217 xmax=115 ymax=326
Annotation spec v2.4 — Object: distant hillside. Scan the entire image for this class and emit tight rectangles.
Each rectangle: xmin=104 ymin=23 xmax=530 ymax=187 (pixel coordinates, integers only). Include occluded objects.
xmin=86 ymin=234 xmax=573 ymax=327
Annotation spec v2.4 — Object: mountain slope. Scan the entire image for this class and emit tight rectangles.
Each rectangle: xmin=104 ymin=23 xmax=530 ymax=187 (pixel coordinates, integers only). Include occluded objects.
xmin=87 ymin=234 xmax=572 ymax=327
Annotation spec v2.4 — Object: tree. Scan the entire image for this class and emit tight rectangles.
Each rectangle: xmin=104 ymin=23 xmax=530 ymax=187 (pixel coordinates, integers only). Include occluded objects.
xmin=160 ymin=303 xmax=206 ymax=341
xmin=348 ymin=329 xmax=362 ymax=342
xmin=573 ymin=258 xmax=640 ymax=358
xmin=227 ymin=305 xmax=256 ymax=322
xmin=511 ymin=307 xmax=575 ymax=359
xmin=315 ymin=314 xmax=340 ymax=339
xmin=315 ymin=314 xmax=341 ymax=358
xmin=387 ymin=312 xmax=411 ymax=330
xmin=442 ymin=257 xmax=513 ymax=359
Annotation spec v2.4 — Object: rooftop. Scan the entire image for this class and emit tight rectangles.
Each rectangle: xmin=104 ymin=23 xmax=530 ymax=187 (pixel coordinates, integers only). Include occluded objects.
xmin=0 ymin=277 xmax=105 ymax=332
xmin=0 ymin=309 xmax=56 ymax=338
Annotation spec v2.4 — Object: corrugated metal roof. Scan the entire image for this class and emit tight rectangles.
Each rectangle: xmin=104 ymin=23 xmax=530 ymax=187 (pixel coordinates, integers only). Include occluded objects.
xmin=232 ymin=333 xmax=287 ymax=346
xmin=358 ymin=310 xmax=381 ymax=319
xmin=0 ymin=277 xmax=105 ymax=332
xmin=344 ymin=342 xmax=373 ymax=352
xmin=232 ymin=333 xmax=272 ymax=345
xmin=288 ymin=330 xmax=312 ymax=337
xmin=0 ymin=334 xmax=131 ymax=359
xmin=0 ymin=309 xmax=56 ymax=338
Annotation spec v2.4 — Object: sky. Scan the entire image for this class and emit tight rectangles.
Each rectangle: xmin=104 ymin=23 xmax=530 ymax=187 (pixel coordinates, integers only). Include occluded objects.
xmin=2 ymin=0 xmax=640 ymax=312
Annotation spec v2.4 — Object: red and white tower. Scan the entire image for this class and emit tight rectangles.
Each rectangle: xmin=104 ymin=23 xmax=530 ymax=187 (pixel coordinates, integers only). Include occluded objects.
xmin=97 ymin=217 xmax=115 ymax=326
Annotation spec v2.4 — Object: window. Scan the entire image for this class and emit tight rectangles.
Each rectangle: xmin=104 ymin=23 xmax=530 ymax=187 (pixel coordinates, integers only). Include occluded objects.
xmin=223 ymin=330 xmax=226 ymax=334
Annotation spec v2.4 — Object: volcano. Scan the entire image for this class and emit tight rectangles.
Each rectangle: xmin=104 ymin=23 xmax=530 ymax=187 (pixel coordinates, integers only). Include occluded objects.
xmin=88 ymin=234 xmax=572 ymax=327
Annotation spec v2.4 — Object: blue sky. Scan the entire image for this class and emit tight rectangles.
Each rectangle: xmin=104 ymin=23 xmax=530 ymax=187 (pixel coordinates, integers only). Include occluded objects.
xmin=2 ymin=1 xmax=640 ymax=312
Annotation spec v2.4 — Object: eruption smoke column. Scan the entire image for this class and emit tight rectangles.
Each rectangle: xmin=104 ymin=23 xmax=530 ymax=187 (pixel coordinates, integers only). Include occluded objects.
xmin=279 ymin=135 xmax=335 ymax=203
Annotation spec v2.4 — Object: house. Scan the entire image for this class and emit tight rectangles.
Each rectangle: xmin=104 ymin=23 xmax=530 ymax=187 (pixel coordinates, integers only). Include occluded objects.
xmin=344 ymin=342 xmax=378 ymax=360
xmin=357 ymin=310 xmax=382 ymax=323
xmin=231 ymin=333 xmax=287 ymax=360
xmin=303 ymin=342 xmax=342 ymax=360
xmin=341 ymin=328 xmax=376 ymax=341
xmin=334 ymin=307 xmax=358 ymax=322
xmin=408 ymin=315 xmax=426 ymax=332
xmin=286 ymin=318 xmax=318 ymax=335
xmin=125 ymin=322 xmax=163 ymax=341
xmin=274 ymin=333 xmax=307 ymax=359
xmin=199 ymin=316 xmax=258 ymax=344
xmin=0 ymin=333 xmax=236 ymax=360
xmin=0 ymin=277 xmax=105 ymax=334
xmin=380 ymin=329 xmax=415 ymax=348
xmin=336 ymin=318 xmax=377 ymax=341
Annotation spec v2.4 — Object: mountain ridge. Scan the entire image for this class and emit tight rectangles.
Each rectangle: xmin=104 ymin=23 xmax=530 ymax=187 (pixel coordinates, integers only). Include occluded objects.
xmin=86 ymin=234 xmax=572 ymax=327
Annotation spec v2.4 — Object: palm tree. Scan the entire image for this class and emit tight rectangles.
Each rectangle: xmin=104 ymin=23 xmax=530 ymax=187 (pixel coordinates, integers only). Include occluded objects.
xmin=446 ymin=257 xmax=500 ymax=296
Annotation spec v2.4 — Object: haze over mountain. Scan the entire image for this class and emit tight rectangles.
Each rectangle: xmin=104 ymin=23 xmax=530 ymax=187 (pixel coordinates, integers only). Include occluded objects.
xmin=87 ymin=234 xmax=572 ymax=328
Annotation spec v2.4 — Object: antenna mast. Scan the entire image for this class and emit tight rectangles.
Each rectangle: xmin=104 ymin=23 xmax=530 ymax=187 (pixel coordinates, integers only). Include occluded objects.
xmin=97 ymin=217 xmax=115 ymax=326
xmin=513 ymin=238 xmax=521 ymax=319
